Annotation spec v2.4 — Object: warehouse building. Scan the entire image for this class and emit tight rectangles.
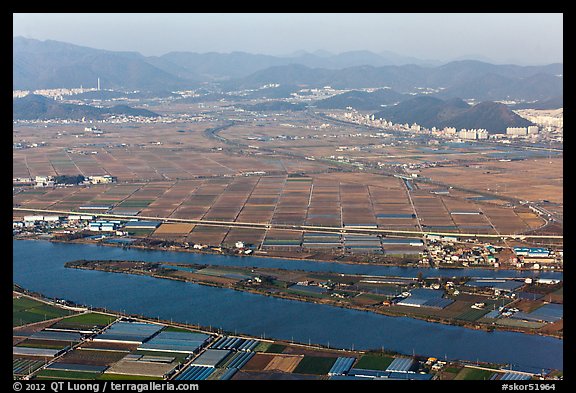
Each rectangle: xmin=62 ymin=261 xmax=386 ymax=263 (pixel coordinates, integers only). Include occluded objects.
xmin=123 ymin=221 xmax=162 ymax=230
xmin=396 ymin=288 xmax=454 ymax=309
xmin=513 ymin=247 xmax=550 ymax=257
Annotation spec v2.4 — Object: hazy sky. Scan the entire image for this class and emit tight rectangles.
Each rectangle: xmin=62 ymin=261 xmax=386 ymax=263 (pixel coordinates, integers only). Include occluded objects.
xmin=13 ymin=13 xmax=563 ymax=65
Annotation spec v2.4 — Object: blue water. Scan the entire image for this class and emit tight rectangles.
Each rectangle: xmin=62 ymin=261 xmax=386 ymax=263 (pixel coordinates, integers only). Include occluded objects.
xmin=13 ymin=240 xmax=560 ymax=280
xmin=13 ymin=240 xmax=563 ymax=370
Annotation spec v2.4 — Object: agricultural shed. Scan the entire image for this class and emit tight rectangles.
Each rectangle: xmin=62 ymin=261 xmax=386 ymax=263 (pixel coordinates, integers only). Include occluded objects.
xmin=387 ymin=372 xmax=432 ymax=380
xmin=191 ymin=349 xmax=231 ymax=368
xmin=94 ymin=321 xmax=163 ymax=344
xmin=328 ymin=357 xmax=356 ymax=376
xmin=348 ymin=368 xmax=389 ymax=378
xmin=397 ymin=288 xmax=453 ymax=309
xmin=175 ymin=365 xmax=215 ymax=380
xmin=211 ymin=336 xmax=259 ymax=351
xmin=124 ymin=221 xmax=162 ymax=229
xmin=517 ymin=292 xmax=544 ymax=301
xmin=224 ymin=352 xmax=255 ymax=370
xmin=288 ymin=284 xmax=327 ymax=294
xmin=381 ymin=238 xmax=423 ymax=246
xmin=500 ymin=372 xmax=532 ymax=380
xmin=30 ymin=330 xmax=83 ymax=342
xmin=139 ymin=331 xmax=210 ymax=353
xmin=511 ymin=303 xmax=562 ymax=323
xmin=466 ymin=279 xmax=524 ymax=292
xmin=13 ymin=347 xmax=61 ymax=357
xmin=385 ymin=357 xmax=416 ymax=373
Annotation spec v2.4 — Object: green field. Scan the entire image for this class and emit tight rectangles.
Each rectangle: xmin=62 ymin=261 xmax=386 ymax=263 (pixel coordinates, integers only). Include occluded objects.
xmin=117 ymin=200 xmax=154 ymax=208
xmin=444 ymin=366 xmax=463 ymax=374
xmin=456 ymin=308 xmax=491 ymax=322
xmin=127 ymin=228 xmax=156 ymax=236
xmin=52 ymin=312 xmax=117 ymax=329
xmin=285 ymin=289 xmax=327 ymax=298
xmin=98 ymin=373 xmax=163 ymax=380
xmin=34 ymin=369 xmax=100 ymax=380
xmin=292 ymin=356 xmax=337 ymax=375
xmin=454 ymin=367 xmax=496 ymax=380
xmin=262 ymin=343 xmax=287 ymax=354
xmin=13 ymin=296 xmax=75 ymax=327
xmin=354 ymin=354 xmax=395 ymax=371
xmin=253 ymin=342 xmax=272 ymax=352
xmin=495 ymin=319 xmax=546 ymax=329
xmin=90 ymin=200 xmax=120 ymax=205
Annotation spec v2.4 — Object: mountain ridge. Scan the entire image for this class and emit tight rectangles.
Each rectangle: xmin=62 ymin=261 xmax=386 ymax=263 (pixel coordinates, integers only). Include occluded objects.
xmin=373 ymin=96 xmax=533 ymax=133
xmin=13 ymin=37 xmax=563 ymax=104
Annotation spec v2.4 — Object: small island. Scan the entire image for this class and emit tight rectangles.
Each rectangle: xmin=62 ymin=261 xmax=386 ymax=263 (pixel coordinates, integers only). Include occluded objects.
xmin=65 ymin=260 xmax=563 ymax=339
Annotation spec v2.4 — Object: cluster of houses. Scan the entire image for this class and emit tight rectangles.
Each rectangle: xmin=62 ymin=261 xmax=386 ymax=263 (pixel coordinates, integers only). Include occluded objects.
xmin=13 ymin=175 xmax=116 ymax=188
xmin=420 ymin=235 xmax=560 ymax=271
xmin=423 ymin=240 xmax=500 ymax=267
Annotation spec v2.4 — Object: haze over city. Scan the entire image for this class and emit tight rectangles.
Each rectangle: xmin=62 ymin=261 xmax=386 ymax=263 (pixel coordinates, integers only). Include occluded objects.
xmin=13 ymin=13 xmax=563 ymax=65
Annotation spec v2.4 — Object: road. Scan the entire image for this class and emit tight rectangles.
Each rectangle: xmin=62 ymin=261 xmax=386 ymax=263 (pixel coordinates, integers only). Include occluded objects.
xmin=13 ymin=207 xmax=563 ymax=241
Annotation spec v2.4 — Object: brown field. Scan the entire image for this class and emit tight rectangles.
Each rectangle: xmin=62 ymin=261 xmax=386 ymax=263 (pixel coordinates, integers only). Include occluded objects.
xmin=241 ymin=353 xmax=273 ymax=371
xmin=14 ymin=167 xmax=558 ymax=248
xmin=104 ymin=357 xmax=178 ymax=378
xmin=14 ymin=114 xmax=561 ymax=254
xmin=169 ymin=271 xmax=239 ymax=286
xmin=351 ymin=295 xmax=383 ymax=306
xmin=263 ymin=354 xmax=303 ymax=373
xmin=538 ymin=319 xmax=563 ymax=336
xmin=231 ymin=370 xmax=322 ymax=380
xmin=57 ymin=349 xmax=127 ymax=366
xmin=15 ymin=339 xmax=72 ymax=349
xmin=514 ymin=299 xmax=544 ymax=313
xmin=153 ymin=223 xmax=195 ymax=235
xmin=80 ymin=342 xmax=139 ymax=352
xmin=13 ymin=320 xmax=57 ymax=336
xmin=420 ymin=158 xmax=563 ymax=204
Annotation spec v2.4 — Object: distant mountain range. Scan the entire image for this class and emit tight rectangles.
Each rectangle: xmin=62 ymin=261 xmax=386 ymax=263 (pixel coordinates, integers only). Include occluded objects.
xmin=314 ymin=88 xmax=407 ymax=110
xmin=13 ymin=37 xmax=195 ymax=91
xmin=226 ymin=62 xmax=563 ymax=103
xmin=509 ymin=95 xmax=564 ymax=110
xmin=373 ymin=96 xmax=533 ymax=133
xmin=13 ymin=94 xmax=159 ymax=120
xmin=14 ymin=37 xmax=563 ymax=106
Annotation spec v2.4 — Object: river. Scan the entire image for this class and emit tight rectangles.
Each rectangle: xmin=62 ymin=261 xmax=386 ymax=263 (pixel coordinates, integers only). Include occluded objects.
xmin=13 ymin=239 xmax=563 ymax=371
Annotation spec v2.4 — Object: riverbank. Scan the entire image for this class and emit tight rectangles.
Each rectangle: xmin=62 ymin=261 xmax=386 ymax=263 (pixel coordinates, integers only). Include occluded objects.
xmin=17 ymin=285 xmax=560 ymax=381
xmin=13 ymin=239 xmax=564 ymax=371
xmin=18 ymin=233 xmax=562 ymax=273
xmin=64 ymin=259 xmax=563 ymax=340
